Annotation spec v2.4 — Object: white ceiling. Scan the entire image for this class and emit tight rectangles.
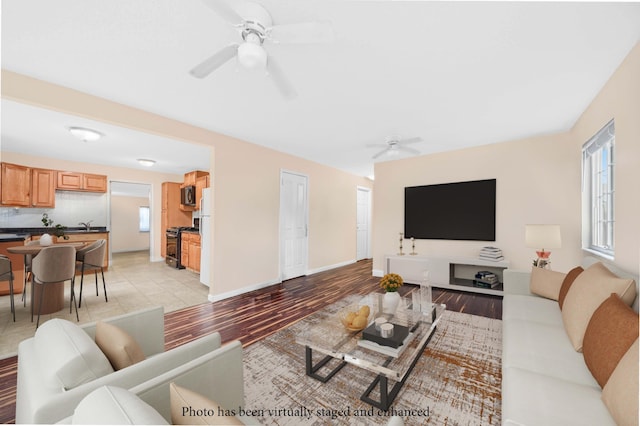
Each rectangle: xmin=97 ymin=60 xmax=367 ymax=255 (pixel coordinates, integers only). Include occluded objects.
xmin=2 ymin=0 xmax=639 ymax=178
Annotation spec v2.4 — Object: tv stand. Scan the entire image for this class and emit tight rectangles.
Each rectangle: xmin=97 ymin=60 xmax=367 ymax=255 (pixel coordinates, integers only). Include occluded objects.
xmin=384 ymin=254 xmax=509 ymax=296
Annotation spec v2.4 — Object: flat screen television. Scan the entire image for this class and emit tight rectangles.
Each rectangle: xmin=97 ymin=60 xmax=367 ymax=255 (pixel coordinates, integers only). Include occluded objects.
xmin=404 ymin=179 xmax=496 ymax=241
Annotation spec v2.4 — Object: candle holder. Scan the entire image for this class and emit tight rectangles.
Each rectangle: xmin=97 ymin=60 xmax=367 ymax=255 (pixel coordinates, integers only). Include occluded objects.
xmin=398 ymin=232 xmax=405 ymax=255
xmin=410 ymin=237 xmax=417 ymax=255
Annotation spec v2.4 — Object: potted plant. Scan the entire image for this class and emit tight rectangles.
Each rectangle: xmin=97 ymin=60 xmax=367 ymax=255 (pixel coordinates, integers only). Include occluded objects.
xmin=41 ymin=213 xmax=69 ymax=244
xmin=380 ymin=273 xmax=403 ymax=314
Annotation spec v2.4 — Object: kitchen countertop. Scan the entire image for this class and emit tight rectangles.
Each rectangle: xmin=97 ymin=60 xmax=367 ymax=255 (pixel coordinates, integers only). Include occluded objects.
xmin=0 ymin=233 xmax=29 ymax=243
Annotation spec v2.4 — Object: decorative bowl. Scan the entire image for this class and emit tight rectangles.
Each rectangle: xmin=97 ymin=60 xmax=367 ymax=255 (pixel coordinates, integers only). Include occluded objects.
xmin=338 ymin=303 xmax=373 ymax=332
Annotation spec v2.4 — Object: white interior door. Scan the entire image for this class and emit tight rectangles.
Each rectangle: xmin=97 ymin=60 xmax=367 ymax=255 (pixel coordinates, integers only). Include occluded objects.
xmin=356 ymin=187 xmax=371 ymax=260
xmin=280 ymin=171 xmax=308 ymax=280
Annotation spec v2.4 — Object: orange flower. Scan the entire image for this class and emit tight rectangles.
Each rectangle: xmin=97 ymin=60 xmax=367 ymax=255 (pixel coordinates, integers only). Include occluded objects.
xmin=380 ymin=273 xmax=403 ymax=292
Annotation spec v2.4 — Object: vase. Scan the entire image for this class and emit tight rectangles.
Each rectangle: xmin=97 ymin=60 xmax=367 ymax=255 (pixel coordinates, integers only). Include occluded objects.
xmin=39 ymin=234 xmax=53 ymax=246
xmin=383 ymin=291 xmax=401 ymax=314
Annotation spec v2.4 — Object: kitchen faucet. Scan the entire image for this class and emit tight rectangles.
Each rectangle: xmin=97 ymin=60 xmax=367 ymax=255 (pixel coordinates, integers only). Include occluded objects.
xmin=79 ymin=220 xmax=93 ymax=231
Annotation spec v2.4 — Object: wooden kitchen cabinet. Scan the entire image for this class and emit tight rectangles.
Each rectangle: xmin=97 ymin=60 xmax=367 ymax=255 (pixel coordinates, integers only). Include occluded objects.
xmin=1 ymin=163 xmax=31 ymax=207
xmin=31 ymin=168 xmax=56 ymax=207
xmin=161 ymin=182 xmax=191 ymax=258
xmin=180 ymin=232 xmax=201 ymax=272
xmin=0 ymin=163 xmax=56 ymax=207
xmin=57 ymin=171 xmax=107 ymax=193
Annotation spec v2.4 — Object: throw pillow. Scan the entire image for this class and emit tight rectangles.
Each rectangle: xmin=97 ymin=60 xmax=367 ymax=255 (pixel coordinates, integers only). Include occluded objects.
xmin=582 ymin=294 xmax=639 ymax=387
xmin=170 ymin=382 xmax=244 ymax=425
xmin=71 ymin=386 xmax=168 ymax=425
xmin=561 ymin=262 xmax=637 ymax=351
xmin=33 ymin=318 xmax=114 ymax=390
xmin=557 ymin=266 xmax=583 ymax=309
xmin=95 ymin=321 xmax=146 ymax=370
xmin=601 ymin=339 xmax=639 ymax=426
xmin=529 ymin=267 xmax=566 ymax=300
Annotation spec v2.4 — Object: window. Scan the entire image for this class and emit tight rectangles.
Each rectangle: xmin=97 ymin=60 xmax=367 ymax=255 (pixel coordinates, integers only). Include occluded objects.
xmin=139 ymin=206 xmax=150 ymax=232
xmin=582 ymin=119 xmax=614 ymax=257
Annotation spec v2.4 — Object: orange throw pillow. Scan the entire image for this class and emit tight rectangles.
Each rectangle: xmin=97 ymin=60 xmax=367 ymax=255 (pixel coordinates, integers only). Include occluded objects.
xmin=583 ymin=294 xmax=639 ymax=388
xmin=558 ymin=266 xmax=583 ymax=310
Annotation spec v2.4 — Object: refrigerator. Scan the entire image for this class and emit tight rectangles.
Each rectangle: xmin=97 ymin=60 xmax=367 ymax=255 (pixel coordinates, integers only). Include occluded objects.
xmin=199 ymin=188 xmax=212 ymax=287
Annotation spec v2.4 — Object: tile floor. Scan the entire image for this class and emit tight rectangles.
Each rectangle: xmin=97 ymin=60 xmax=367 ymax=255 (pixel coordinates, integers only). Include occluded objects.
xmin=0 ymin=250 xmax=210 ymax=359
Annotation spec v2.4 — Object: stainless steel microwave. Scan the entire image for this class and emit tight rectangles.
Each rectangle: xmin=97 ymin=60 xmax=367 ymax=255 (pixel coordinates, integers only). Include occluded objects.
xmin=181 ymin=185 xmax=196 ymax=206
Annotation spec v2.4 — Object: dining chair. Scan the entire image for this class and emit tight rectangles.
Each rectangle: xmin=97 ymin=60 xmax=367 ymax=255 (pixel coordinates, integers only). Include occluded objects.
xmin=0 ymin=255 xmax=15 ymax=322
xmin=75 ymin=239 xmax=107 ymax=308
xmin=31 ymin=245 xmax=77 ymax=328
xmin=22 ymin=240 xmax=41 ymax=307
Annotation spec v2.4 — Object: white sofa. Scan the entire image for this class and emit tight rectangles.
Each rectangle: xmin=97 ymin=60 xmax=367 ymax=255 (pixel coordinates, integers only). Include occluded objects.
xmin=57 ymin=340 xmax=260 ymax=425
xmin=502 ymin=257 xmax=639 ymax=426
xmin=16 ymin=306 xmax=223 ymax=424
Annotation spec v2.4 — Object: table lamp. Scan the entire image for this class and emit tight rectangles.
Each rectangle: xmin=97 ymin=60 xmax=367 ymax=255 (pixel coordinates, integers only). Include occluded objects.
xmin=525 ymin=224 xmax=561 ymax=268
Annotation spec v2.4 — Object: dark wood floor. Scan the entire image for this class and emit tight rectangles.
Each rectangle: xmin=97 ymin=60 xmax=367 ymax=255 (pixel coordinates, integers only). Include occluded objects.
xmin=0 ymin=259 xmax=501 ymax=424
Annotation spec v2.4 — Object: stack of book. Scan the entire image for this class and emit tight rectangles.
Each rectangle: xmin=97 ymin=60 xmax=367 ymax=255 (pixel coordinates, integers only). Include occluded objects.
xmin=479 ymin=246 xmax=504 ymax=261
xmin=473 ymin=271 xmax=500 ymax=288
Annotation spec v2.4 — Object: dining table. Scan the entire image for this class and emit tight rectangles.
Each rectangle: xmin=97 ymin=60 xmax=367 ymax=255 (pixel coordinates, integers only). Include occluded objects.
xmin=7 ymin=242 xmax=87 ymax=315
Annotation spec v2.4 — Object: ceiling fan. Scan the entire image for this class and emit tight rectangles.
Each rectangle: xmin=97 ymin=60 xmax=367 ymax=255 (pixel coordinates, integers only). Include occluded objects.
xmin=367 ymin=136 xmax=423 ymax=159
xmin=189 ymin=0 xmax=335 ymax=100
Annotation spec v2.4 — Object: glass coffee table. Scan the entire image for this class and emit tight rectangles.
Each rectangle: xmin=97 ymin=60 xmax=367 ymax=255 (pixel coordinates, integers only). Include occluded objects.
xmin=296 ymin=292 xmax=445 ymax=410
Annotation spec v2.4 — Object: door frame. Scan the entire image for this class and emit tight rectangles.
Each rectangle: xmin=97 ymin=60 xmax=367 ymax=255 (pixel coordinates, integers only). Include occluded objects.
xmin=356 ymin=186 xmax=372 ymax=260
xmin=279 ymin=170 xmax=309 ymax=281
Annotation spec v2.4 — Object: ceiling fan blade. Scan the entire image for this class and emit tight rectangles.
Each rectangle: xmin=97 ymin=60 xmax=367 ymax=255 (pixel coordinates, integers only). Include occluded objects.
xmin=365 ymin=143 xmax=388 ymax=148
xmin=189 ymin=44 xmax=238 ymax=78
xmin=201 ymin=0 xmax=245 ymax=26
xmin=398 ymin=137 xmax=423 ymax=145
xmin=267 ymin=21 xmax=335 ymax=44
xmin=398 ymin=146 xmax=420 ymax=155
xmin=372 ymin=148 xmax=390 ymax=160
xmin=267 ymin=57 xmax=297 ymax=100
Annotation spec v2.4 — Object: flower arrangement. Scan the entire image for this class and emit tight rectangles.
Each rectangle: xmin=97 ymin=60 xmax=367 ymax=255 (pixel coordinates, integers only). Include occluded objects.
xmin=380 ymin=273 xmax=403 ymax=293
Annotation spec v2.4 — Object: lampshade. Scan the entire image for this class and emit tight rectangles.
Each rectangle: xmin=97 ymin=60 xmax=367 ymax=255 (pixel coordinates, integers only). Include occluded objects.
xmin=525 ymin=224 xmax=562 ymax=249
xmin=68 ymin=127 xmax=102 ymax=142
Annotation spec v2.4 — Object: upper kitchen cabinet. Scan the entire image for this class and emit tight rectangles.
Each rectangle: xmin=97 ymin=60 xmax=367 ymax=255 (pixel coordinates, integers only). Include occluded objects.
xmin=182 ymin=170 xmax=208 ymax=187
xmin=57 ymin=171 xmax=107 ymax=193
xmin=0 ymin=162 xmax=55 ymax=208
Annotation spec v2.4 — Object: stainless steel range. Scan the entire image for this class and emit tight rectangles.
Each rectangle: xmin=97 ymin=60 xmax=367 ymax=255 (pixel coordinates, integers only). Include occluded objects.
xmin=166 ymin=226 xmax=199 ymax=269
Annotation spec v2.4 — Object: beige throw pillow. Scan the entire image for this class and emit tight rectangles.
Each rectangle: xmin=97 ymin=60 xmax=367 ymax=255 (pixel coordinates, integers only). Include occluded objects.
xmin=582 ymin=294 xmax=639 ymax=387
xmin=529 ymin=267 xmax=566 ymax=301
xmin=95 ymin=321 xmax=146 ymax=370
xmin=602 ymin=339 xmax=639 ymax=426
xmin=170 ymin=382 xmax=244 ymax=425
xmin=561 ymin=262 xmax=637 ymax=352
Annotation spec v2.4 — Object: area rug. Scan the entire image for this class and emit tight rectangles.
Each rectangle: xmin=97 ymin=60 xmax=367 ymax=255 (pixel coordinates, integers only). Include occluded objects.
xmin=243 ymin=295 xmax=502 ymax=425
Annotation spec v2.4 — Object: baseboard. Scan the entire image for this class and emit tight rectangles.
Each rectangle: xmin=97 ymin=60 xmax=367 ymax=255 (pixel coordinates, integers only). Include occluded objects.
xmin=208 ymin=260 xmax=360 ymax=302
xmin=306 ymin=259 xmax=356 ymax=275
xmin=208 ymin=278 xmax=282 ymax=303
xmin=372 ymin=269 xmax=384 ymax=277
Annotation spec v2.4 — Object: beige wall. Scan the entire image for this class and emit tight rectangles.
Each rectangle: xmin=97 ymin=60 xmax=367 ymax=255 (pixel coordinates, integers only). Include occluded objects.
xmin=110 ymin=195 xmax=150 ymax=253
xmin=1 ymin=71 xmax=372 ymax=300
xmin=570 ymin=42 xmax=640 ymax=273
xmin=373 ymin=42 xmax=640 ymax=276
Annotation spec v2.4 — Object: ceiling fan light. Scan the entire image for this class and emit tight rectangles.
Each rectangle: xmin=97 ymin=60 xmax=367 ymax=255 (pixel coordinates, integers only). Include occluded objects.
xmin=68 ymin=126 xmax=102 ymax=142
xmin=137 ymin=159 xmax=156 ymax=167
xmin=237 ymin=42 xmax=267 ymax=69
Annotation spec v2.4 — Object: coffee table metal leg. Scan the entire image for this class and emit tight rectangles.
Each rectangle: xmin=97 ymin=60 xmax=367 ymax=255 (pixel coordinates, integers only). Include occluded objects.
xmin=361 ymin=325 xmax=437 ymax=411
xmin=305 ymin=346 xmax=347 ymax=383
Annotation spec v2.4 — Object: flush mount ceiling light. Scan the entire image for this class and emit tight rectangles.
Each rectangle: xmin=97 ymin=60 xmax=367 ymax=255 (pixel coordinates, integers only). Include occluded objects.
xmin=137 ymin=159 xmax=156 ymax=167
xmin=67 ymin=126 xmax=103 ymax=142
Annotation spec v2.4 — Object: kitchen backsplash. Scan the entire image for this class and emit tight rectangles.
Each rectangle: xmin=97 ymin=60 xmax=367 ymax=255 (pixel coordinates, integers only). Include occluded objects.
xmin=0 ymin=191 xmax=108 ymax=228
